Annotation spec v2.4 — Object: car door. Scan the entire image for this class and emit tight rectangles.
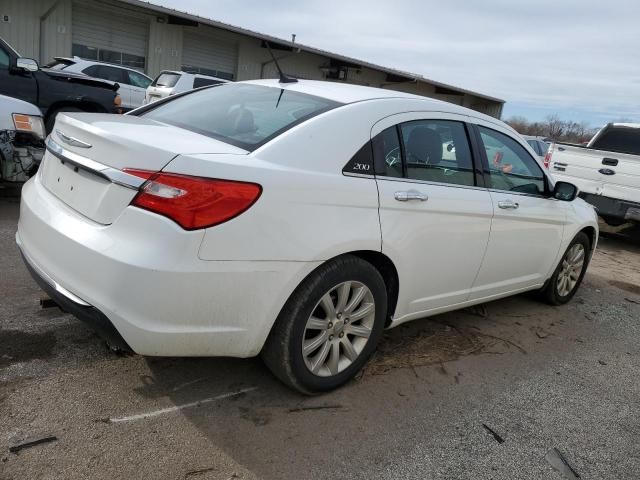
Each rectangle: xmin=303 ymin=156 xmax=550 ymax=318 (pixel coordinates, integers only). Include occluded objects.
xmin=373 ymin=113 xmax=493 ymax=320
xmin=468 ymin=123 xmax=568 ymax=300
xmin=125 ymin=70 xmax=152 ymax=108
xmin=83 ymin=65 xmax=132 ymax=109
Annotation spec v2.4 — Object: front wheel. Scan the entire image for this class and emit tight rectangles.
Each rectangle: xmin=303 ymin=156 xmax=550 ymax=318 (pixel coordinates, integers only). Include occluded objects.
xmin=540 ymin=232 xmax=591 ymax=305
xmin=262 ymin=255 xmax=387 ymax=394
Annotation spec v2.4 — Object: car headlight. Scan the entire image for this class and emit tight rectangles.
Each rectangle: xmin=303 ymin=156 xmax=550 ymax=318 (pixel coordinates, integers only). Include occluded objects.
xmin=13 ymin=113 xmax=45 ymax=140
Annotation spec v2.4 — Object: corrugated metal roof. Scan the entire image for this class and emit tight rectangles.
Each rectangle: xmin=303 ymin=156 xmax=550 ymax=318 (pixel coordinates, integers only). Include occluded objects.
xmin=116 ymin=0 xmax=504 ymax=104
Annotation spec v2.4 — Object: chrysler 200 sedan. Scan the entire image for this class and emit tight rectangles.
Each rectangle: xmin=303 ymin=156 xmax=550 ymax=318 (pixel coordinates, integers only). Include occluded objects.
xmin=17 ymin=80 xmax=598 ymax=393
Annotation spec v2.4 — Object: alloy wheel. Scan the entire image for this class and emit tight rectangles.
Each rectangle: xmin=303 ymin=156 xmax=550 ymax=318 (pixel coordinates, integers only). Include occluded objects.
xmin=302 ymin=281 xmax=376 ymax=377
xmin=557 ymin=243 xmax=585 ymax=297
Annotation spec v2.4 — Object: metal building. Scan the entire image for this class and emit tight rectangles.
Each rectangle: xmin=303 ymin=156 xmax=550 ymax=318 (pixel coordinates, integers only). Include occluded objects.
xmin=0 ymin=0 xmax=504 ymax=117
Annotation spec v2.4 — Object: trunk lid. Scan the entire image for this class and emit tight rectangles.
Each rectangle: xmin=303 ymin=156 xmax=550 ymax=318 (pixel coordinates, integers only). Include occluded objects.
xmin=41 ymin=113 xmax=247 ymax=224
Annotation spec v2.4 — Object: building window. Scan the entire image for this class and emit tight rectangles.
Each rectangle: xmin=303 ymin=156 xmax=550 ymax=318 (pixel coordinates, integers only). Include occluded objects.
xmin=72 ymin=44 xmax=146 ymax=71
xmin=181 ymin=64 xmax=234 ymax=81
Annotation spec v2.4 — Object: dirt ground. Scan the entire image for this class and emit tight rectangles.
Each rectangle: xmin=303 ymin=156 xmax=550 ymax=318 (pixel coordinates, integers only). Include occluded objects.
xmin=1 ymin=196 xmax=640 ymax=479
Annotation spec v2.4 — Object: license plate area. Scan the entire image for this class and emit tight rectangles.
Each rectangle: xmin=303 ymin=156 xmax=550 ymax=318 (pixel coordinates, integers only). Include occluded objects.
xmin=40 ymin=152 xmax=137 ymax=224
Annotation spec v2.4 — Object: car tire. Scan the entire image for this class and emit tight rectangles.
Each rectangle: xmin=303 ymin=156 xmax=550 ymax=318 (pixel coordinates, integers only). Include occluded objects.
xmin=45 ymin=107 xmax=84 ymax=133
xmin=261 ymin=255 xmax=388 ymax=394
xmin=540 ymin=232 xmax=591 ymax=305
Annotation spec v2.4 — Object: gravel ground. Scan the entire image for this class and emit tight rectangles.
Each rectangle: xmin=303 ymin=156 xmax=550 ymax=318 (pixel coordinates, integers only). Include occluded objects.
xmin=1 ymin=197 xmax=640 ymax=480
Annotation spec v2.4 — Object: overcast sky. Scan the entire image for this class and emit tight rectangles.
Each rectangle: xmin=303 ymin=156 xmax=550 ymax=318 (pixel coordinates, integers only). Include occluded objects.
xmin=151 ymin=0 xmax=639 ymax=126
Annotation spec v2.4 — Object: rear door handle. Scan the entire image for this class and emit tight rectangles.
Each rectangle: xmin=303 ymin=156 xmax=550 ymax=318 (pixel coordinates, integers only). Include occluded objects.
xmin=394 ymin=190 xmax=428 ymax=202
xmin=602 ymin=157 xmax=618 ymax=166
xmin=498 ymin=200 xmax=519 ymax=209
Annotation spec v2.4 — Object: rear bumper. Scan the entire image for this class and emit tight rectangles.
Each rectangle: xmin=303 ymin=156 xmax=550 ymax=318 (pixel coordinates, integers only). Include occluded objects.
xmin=19 ymin=246 xmax=132 ymax=352
xmin=579 ymin=193 xmax=640 ymax=222
xmin=17 ymin=174 xmax=320 ymax=357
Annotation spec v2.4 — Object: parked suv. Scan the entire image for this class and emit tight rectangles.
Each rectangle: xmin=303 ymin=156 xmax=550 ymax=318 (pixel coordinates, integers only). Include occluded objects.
xmin=0 ymin=37 xmax=121 ymax=132
xmin=44 ymin=57 xmax=152 ymax=111
xmin=144 ymin=70 xmax=228 ymax=104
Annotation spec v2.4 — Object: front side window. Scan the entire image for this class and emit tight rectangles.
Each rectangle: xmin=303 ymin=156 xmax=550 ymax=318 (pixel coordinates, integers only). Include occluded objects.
xmin=139 ymin=83 xmax=341 ymax=150
xmin=83 ymin=65 xmax=126 ymax=83
xmin=479 ymin=127 xmax=546 ymax=195
xmin=400 ymin=120 xmax=475 ymax=186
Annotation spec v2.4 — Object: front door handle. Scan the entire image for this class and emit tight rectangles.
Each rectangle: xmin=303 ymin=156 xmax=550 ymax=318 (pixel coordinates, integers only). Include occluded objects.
xmin=394 ymin=190 xmax=428 ymax=202
xmin=498 ymin=200 xmax=519 ymax=209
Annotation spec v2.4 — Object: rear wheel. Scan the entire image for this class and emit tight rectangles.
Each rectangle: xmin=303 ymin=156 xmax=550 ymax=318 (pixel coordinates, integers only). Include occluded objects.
xmin=540 ymin=232 xmax=590 ymax=305
xmin=262 ymin=255 xmax=387 ymax=394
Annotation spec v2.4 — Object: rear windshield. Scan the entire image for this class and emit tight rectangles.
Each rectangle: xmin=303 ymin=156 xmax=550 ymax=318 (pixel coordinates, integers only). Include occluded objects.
xmin=591 ymin=126 xmax=640 ymax=156
xmin=140 ymin=83 xmax=341 ymax=150
xmin=152 ymin=72 xmax=181 ymax=87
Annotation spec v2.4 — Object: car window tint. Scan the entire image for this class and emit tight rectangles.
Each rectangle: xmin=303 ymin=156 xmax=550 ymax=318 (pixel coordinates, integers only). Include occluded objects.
xmin=372 ymin=126 xmax=403 ymax=178
xmin=193 ymin=77 xmax=223 ymax=88
xmin=153 ymin=72 xmax=181 ymax=87
xmin=140 ymin=83 xmax=340 ymax=150
xmin=84 ymin=65 xmax=125 ymax=83
xmin=526 ymin=139 xmax=541 ymax=155
xmin=0 ymin=48 xmax=9 ymax=68
xmin=127 ymin=71 xmax=152 ymax=88
xmin=590 ymin=126 xmax=640 ymax=156
xmin=400 ymin=120 xmax=475 ymax=186
xmin=479 ymin=127 xmax=546 ymax=195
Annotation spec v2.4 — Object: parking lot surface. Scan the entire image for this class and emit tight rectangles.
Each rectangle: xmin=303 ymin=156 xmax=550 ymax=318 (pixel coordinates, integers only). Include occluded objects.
xmin=1 ymin=197 xmax=640 ymax=480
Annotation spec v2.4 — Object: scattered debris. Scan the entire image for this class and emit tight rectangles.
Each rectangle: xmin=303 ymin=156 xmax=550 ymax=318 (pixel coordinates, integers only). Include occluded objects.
xmin=184 ymin=466 xmax=215 ymax=478
xmin=598 ymin=360 xmax=607 ymax=365
xmin=545 ymin=447 xmax=581 ymax=479
xmin=288 ymin=404 xmax=344 ymax=413
xmin=39 ymin=296 xmax=59 ymax=309
xmin=535 ymin=328 xmax=550 ymax=339
xmin=481 ymin=424 xmax=505 ymax=444
xmin=9 ymin=436 xmax=58 ymax=454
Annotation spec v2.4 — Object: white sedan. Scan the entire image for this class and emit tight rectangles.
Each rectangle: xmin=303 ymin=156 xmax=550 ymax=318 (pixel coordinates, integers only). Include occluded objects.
xmin=17 ymin=80 xmax=598 ymax=393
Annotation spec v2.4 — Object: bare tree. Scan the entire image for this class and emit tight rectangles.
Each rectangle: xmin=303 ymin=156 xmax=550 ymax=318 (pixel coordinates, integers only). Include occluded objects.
xmin=505 ymin=115 xmax=597 ymax=144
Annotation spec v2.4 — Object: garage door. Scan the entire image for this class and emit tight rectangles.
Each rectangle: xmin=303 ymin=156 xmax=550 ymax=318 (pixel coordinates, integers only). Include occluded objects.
xmin=72 ymin=3 xmax=149 ymax=71
xmin=182 ymin=29 xmax=237 ymax=80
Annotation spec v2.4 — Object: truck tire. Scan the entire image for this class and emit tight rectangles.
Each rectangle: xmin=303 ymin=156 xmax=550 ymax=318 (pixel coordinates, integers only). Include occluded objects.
xmin=45 ymin=107 xmax=84 ymax=133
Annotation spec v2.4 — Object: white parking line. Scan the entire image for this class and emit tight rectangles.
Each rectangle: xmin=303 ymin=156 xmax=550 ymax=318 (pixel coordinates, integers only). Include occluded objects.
xmin=109 ymin=387 xmax=257 ymax=423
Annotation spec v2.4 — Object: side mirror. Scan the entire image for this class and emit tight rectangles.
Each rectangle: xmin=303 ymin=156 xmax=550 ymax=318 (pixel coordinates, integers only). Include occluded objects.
xmin=16 ymin=58 xmax=39 ymax=72
xmin=553 ymin=181 xmax=578 ymax=201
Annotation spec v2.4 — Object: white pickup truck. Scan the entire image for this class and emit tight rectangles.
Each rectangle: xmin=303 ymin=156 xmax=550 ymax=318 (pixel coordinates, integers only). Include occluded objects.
xmin=546 ymin=123 xmax=640 ymax=226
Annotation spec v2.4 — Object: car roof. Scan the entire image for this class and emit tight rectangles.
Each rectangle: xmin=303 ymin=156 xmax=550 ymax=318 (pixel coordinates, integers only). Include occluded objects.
xmin=240 ymin=79 xmax=502 ymax=124
xmin=55 ymin=57 xmax=152 ymax=78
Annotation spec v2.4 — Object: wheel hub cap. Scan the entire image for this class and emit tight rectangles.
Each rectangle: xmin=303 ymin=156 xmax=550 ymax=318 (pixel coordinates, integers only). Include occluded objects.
xmin=557 ymin=243 xmax=585 ymax=297
xmin=302 ymin=281 xmax=375 ymax=377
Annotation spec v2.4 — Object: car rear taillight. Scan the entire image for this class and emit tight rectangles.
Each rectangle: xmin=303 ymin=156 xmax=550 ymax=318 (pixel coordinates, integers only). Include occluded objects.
xmin=124 ymin=169 xmax=262 ymax=230
xmin=543 ymin=144 xmax=554 ymax=169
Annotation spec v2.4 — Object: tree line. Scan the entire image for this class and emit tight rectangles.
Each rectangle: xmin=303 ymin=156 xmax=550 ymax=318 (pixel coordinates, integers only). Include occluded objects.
xmin=505 ymin=115 xmax=599 ymax=144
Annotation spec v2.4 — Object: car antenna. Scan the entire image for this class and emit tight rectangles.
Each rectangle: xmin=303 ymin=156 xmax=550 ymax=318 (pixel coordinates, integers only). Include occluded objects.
xmin=265 ymin=41 xmax=297 ymax=84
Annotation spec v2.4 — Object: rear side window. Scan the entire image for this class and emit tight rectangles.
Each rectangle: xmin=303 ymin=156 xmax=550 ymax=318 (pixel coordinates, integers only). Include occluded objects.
xmin=193 ymin=77 xmax=224 ymax=88
xmin=591 ymin=126 xmax=640 ymax=156
xmin=153 ymin=72 xmax=181 ymax=87
xmin=140 ymin=84 xmax=341 ymax=150
xmin=0 ymin=48 xmax=9 ymax=68
xmin=526 ymin=139 xmax=541 ymax=155
xmin=83 ymin=65 xmax=126 ymax=83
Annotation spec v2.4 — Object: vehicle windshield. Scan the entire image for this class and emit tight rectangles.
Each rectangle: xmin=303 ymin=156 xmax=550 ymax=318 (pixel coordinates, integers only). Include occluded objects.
xmin=139 ymin=83 xmax=341 ymax=150
xmin=152 ymin=72 xmax=181 ymax=87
